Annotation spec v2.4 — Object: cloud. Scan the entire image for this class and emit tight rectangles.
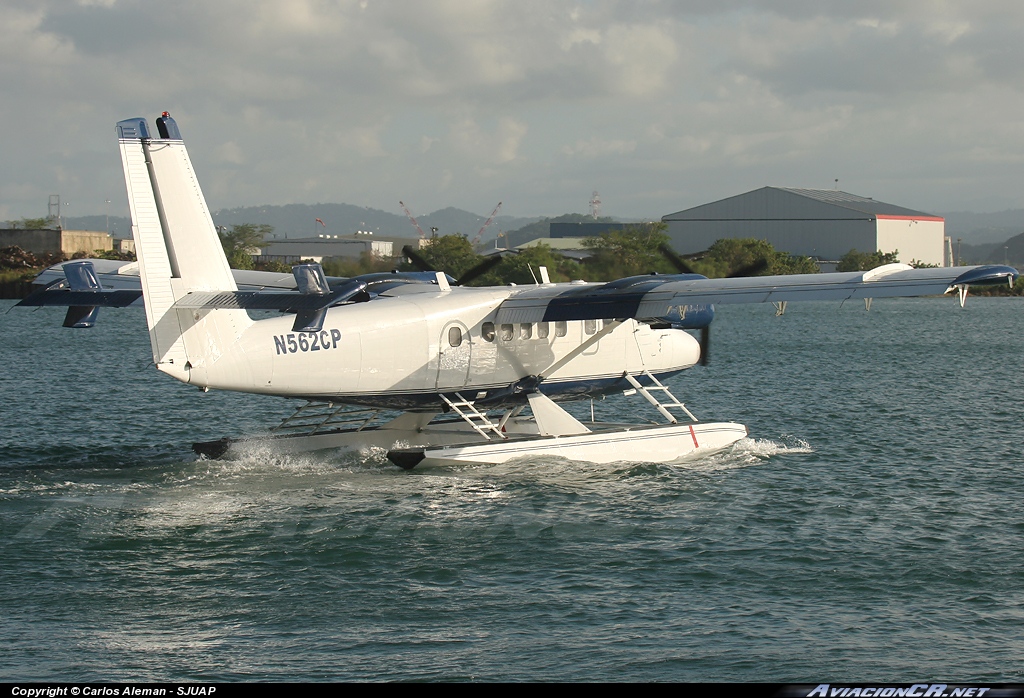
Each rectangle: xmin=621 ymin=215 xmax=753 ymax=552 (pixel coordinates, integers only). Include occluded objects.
xmin=215 ymin=141 xmax=247 ymax=165
xmin=5 ymin=1 xmax=1024 ymax=221
xmin=448 ymin=116 xmax=528 ymax=164
xmin=601 ymin=23 xmax=680 ymax=96
xmin=419 ymin=135 xmax=440 ymax=153
xmin=562 ymin=137 xmax=637 ymax=158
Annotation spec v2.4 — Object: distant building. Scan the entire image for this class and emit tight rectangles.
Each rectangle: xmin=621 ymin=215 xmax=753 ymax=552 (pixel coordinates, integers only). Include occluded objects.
xmin=515 ymin=237 xmax=594 ymax=261
xmin=549 ymin=222 xmax=628 ymax=239
xmin=0 ymin=229 xmax=113 ymax=256
xmin=256 ymin=237 xmax=393 ymax=264
xmin=662 ymin=187 xmax=946 ymax=267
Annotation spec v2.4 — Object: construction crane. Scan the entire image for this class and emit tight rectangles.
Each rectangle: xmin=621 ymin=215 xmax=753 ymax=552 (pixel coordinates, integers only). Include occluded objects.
xmin=471 ymin=201 xmax=503 ymax=246
xmin=398 ymin=201 xmax=427 ymax=239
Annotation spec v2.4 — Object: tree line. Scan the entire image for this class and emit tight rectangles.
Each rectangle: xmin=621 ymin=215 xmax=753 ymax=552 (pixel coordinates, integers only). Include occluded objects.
xmin=217 ymin=221 xmax=965 ymax=285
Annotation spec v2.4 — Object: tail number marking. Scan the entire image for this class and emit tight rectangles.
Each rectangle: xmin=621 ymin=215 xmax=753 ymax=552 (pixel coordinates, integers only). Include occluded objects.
xmin=274 ymin=329 xmax=342 ymax=355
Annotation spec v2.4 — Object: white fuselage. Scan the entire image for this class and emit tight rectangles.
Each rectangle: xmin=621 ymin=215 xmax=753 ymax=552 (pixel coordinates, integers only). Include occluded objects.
xmin=179 ymin=284 xmax=701 ymax=408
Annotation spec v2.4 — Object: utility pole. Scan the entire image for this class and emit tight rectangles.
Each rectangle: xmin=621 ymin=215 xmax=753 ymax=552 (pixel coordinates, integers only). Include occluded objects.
xmin=48 ymin=195 xmax=60 ymax=229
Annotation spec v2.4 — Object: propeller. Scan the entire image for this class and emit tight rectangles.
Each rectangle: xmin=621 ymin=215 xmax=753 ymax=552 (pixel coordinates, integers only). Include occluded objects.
xmin=699 ymin=325 xmax=710 ymax=367
xmin=401 ymin=245 xmax=433 ymax=274
xmin=727 ymin=258 xmax=770 ymax=278
xmin=657 ymin=244 xmax=770 ymax=366
xmin=658 ymin=242 xmax=770 ymax=279
xmin=401 ymin=245 xmax=506 ymax=286
xmin=658 ymin=243 xmax=698 ymax=275
xmin=455 ymin=254 xmax=505 ymax=286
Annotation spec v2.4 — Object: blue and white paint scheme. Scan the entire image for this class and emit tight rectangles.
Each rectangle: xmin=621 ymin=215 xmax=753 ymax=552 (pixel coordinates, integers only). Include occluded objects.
xmin=20 ymin=113 xmax=1019 ymax=468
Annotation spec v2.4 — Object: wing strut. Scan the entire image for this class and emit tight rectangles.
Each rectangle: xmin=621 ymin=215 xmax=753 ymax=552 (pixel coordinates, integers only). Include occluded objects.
xmin=537 ymin=320 xmax=623 ymax=382
xmin=955 ymin=284 xmax=969 ymax=308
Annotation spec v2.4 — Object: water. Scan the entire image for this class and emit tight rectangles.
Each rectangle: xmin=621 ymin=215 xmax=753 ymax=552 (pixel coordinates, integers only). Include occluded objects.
xmin=1 ymin=298 xmax=1023 ymax=681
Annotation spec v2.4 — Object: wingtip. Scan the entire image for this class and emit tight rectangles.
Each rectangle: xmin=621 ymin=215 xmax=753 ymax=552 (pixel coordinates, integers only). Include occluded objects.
xmin=950 ymin=265 xmax=1019 ymax=287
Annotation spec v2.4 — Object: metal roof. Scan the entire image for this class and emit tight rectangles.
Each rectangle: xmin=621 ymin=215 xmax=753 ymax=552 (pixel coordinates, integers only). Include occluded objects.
xmin=663 ymin=186 xmax=942 ymax=221
xmin=773 ymin=188 xmax=939 ymax=218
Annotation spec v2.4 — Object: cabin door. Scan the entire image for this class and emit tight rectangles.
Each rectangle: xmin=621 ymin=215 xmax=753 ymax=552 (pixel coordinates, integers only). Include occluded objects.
xmin=633 ymin=325 xmax=659 ymax=367
xmin=436 ymin=321 xmax=472 ymax=390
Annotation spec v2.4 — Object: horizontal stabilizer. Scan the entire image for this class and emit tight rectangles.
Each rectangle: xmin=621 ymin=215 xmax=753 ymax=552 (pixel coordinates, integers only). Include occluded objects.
xmin=17 ymin=260 xmax=143 ymax=328
xmin=172 ymin=278 xmax=369 ymax=332
xmin=173 ymin=291 xmax=338 ymax=311
xmin=17 ymin=287 xmax=144 ymax=308
xmin=173 ymin=279 xmax=369 ymax=312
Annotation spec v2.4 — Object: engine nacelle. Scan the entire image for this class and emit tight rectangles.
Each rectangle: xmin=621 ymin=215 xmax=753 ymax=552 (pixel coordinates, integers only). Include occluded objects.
xmin=655 ymin=303 xmax=715 ymax=330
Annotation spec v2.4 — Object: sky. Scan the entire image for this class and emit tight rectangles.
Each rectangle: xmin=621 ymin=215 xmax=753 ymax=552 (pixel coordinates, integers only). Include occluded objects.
xmin=4 ymin=0 xmax=1024 ymax=222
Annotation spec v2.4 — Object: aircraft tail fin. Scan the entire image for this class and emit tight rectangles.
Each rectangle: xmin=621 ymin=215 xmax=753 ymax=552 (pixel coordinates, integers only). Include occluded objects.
xmin=117 ymin=113 xmax=252 ymax=384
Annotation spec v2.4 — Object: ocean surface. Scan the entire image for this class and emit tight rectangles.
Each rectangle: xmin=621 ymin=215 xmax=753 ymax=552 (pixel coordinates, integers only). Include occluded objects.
xmin=1 ymin=297 xmax=1022 ymax=682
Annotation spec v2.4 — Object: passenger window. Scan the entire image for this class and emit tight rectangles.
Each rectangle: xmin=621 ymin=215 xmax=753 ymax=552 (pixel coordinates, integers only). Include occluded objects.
xmin=584 ymin=319 xmax=597 ymax=335
xmin=555 ymin=321 xmax=567 ymax=337
xmin=520 ymin=323 xmax=532 ymax=340
xmin=501 ymin=323 xmax=514 ymax=341
xmin=481 ymin=322 xmax=495 ymax=342
xmin=448 ymin=326 xmax=463 ymax=347
xmin=537 ymin=322 xmax=549 ymax=339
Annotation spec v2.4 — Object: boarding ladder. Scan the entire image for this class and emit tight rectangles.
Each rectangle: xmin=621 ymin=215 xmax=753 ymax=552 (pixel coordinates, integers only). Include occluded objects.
xmin=271 ymin=400 xmax=383 ymax=436
xmin=441 ymin=393 xmax=507 ymax=440
xmin=624 ymin=371 xmax=698 ymax=424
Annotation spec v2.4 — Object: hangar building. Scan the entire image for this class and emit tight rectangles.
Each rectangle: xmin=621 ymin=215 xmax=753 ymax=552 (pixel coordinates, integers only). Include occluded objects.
xmin=662 ymin=187 xmax=946 ymax=266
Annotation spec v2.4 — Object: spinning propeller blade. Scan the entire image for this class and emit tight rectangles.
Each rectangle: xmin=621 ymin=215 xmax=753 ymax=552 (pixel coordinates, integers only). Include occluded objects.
xmin=455 ymin=254 xmax=505 ymax=286
xmin=401 ymin=245 xmax=434 ymax=273
xmin=658 ymin=243 xmax=697 ymax=275
xmin=727 ymin=258 xmax=770 ymax=278
xmin=658 ymin=244 xmax=767 ymax=367
xmin=659 ymin=242 xmax=770 ymax=279
xmin=401 ymin=245 xmax=505 ymax=286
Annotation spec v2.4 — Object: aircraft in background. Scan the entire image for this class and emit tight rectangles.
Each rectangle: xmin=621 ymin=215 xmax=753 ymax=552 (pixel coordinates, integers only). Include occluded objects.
xmin=19 ymin=113 xmax=1019 ymax=469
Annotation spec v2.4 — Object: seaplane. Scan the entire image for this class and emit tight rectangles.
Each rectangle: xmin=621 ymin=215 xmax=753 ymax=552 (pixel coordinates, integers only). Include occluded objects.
xmin=18 ymin=113 xmax=1019 ymax=469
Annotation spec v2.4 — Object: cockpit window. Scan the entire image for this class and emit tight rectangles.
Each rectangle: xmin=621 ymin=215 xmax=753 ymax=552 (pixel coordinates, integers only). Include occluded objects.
xmin=448 ymin=326 xmax=463 ymax=347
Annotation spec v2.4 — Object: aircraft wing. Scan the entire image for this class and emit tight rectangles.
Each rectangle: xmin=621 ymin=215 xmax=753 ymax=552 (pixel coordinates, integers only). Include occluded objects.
xmin=495 ymin=264 xmax=1019 ymax=324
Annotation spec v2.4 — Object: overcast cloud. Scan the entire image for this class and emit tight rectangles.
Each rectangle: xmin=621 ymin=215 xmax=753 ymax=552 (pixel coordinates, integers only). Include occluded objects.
xmin=3 ymin=0 xmax=1024 ymax=222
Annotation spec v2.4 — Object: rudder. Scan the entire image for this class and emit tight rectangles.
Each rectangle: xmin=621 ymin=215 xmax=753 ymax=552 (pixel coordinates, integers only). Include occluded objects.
xmin=117 ymin=113 xmax=252 ymax=386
